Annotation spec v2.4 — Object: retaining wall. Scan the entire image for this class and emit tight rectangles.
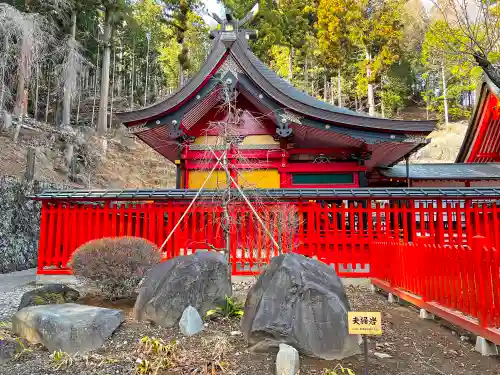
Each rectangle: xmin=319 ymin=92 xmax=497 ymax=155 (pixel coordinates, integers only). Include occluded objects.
xmin=0 ymin=177 xmax=62 ymax=274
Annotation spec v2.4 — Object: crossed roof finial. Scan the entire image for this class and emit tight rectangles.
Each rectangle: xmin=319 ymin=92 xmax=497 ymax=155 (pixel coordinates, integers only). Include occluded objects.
xmin=211 ymin=2 xmax=259 ymax=32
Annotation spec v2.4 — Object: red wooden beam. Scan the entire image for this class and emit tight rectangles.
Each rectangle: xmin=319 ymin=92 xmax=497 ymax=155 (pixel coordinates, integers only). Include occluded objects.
xmin=467 ymin=94 xmax=496 ymax=163
xmin=371 ymin=278 xmax=500 ymax=345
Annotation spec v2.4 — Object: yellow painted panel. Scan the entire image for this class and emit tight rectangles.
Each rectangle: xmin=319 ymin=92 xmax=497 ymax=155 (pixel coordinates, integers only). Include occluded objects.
xmin=241 ymin=135 xmax=279 ymax=145
xmin=188 ymin=170 xmax=227 ymax=189
xmin=238 ymin=169 xmax=280 ymax=189
xmin=193 ymin=135 xmax=222 ymax=145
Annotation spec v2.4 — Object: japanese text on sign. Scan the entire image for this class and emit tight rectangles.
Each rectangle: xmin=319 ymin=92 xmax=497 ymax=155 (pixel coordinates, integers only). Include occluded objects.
xmin=348 ymin=312 xmax=382 ymax=335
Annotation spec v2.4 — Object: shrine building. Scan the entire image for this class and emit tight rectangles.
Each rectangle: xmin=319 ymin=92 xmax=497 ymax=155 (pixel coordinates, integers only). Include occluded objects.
xmin=116 ymin=18 xmax=439 ymax=190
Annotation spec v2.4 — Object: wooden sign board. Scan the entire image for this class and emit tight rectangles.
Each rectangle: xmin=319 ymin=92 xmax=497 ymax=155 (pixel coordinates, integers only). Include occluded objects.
xmin=348 ymin=312 xmax=382 ymax=335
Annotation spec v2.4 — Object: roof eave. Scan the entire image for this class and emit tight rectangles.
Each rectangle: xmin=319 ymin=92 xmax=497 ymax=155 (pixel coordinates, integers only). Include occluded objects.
xmin=116 ymin=41 xmax=228 ymax=126
xmin=456 ymin=72 xmax=500 ymax=162
xmin=230 ymin=41 xmax=437 ymax=134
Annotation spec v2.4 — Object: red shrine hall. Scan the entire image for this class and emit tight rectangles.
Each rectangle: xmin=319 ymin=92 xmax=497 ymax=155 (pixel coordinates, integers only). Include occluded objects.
xmin=31 ymin=14 xmax=500 ymax=346
xmin=117 ymin=22 xmax=441 ymax=189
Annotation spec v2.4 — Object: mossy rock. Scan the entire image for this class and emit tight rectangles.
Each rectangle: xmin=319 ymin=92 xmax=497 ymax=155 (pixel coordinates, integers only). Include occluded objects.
xmin=17 ymin=285 xmax=80 ymax=311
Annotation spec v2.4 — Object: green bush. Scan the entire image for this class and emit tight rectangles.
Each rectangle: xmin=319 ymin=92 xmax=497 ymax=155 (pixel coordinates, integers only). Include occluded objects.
xmin=70 ymin=237 xmax=160 ymax=299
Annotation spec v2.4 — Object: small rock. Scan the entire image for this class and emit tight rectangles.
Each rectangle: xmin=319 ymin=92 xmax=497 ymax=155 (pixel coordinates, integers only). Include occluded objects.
xmin=449 ymin=349 xmax=458 ymax=355
xmin=17 ymin=284 xmax=80 ymax=311
xmin=460 ymin=336 xmax=468 ymax=342
xmin=230 ymin=330 xmax=242 ymax=336
xmin=0 ymin=338 xmax=22 ymax=364
xmin=374 ymin=352 xmax=392 ymax=359
xmin=179 ymin=306 xmax=203 ymax=336
xmin=276 ymin=344 xmax=300 ymax=375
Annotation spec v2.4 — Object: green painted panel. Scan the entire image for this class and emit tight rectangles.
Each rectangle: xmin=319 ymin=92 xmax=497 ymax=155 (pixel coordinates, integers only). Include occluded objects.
xmin=292 ymin=173 xmax=354 ymax=185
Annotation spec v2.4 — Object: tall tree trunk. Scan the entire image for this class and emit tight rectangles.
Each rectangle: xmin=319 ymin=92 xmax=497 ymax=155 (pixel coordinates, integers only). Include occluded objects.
xmin=304 ymin=55 xmax=309 ymax=94
xmin=288 ymin=47 xmax=294 ymax=82
xmin=109 ymin=45 xmax=116 ymax=127
xmin=381 ymin=95 xmax=385 ymax=118
xmin=45 ymin=66 xmax=51 ymax=123
xmin=97 ymin=8 xmax=112 ymax=136
xmin=366 ymin=49 xmax=375 ymax=116
xmin=0 ymin=34 xmax=8 ymax=110
xmin=15 ymin=36 xmax=30 ymax=118
xmin=130 ymin=45 xmax=135 ymax=109
xmin=323 ymin=73 xmax=327 ymax=101
xmin=441 ymin=62 xmax=449 ymax=126
xmin=34 ymin=63 xmax=39 ymax=119
xmin=76 ymin=74 xmax=82 ymax=125
xmin=178 ymin=39 xmax=185 ymax=88
xmin=144 ymin=36 xmax=150 ymax=105
xmin=337 ymin=68 xmax=342 ymax=107
xmin=62 ymin=11 xmax=77 ymax=127
xmin=92 ymin=31 xmax=100 ymax=127
xmin=117 ymin=43 xmax=122 ymax=98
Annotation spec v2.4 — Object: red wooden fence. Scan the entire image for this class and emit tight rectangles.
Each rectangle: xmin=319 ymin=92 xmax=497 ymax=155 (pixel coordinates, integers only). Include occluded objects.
xmin=371 ymin=236 xmax=500 ymax=344
xmin=37 ymin=198 xmax=500 ymax=277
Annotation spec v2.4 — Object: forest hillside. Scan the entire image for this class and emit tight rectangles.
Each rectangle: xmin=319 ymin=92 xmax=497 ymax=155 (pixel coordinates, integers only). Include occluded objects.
xmin=0 ymin=0 xmax=498 ymax=186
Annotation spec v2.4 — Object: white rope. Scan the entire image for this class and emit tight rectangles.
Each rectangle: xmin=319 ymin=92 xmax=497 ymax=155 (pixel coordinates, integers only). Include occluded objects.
xmin=208 ymin=146 xmax=282 ymax=254
xmin=158 ymin=156 xmax=223 ymax=252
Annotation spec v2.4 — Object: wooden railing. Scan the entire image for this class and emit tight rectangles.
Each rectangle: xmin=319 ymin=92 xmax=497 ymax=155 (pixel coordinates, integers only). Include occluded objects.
xmin=371 ymin=236 xmax=500 ymax=344
xmin=38 ymin=198 xmax=500 ymax=277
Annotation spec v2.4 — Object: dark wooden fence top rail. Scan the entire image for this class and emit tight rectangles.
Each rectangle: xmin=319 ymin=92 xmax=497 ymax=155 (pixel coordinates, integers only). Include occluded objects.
xmin=32 ymin=187 xmax=500 ymax=201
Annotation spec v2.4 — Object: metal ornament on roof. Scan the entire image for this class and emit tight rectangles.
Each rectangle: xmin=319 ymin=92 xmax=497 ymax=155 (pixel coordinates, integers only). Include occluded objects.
xmin=403 ymin=135 xmax=428 ymax=143
xmin=218 ymin=56 xmax=243 ymax=79
xmin=313 ymin=155 xmax=332 ymax=163
xmin=281 ymin=110 xmax=302 ymax=125
xmin=128 ymin=123 xmax=148 ymax=134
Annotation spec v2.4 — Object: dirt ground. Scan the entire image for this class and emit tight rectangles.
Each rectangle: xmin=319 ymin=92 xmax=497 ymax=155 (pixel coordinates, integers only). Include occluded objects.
xmin=1 ymin=284 xmax=499 ymax=375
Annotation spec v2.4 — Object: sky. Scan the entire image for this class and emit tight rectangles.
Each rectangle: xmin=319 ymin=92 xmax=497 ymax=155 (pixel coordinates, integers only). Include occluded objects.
xmin=202 ymin=0 xmax=225 ymax=27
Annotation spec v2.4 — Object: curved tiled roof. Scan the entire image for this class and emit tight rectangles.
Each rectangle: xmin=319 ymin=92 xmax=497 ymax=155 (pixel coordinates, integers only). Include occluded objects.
xmin=117 ymin=32 xmax=437 ymax=134
xmin=380 ymin=163 xmax=500 ymax=180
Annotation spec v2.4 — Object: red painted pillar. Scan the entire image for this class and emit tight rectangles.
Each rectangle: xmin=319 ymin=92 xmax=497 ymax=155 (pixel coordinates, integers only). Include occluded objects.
xmin=472 ymin=235 xmax=488 ymax=327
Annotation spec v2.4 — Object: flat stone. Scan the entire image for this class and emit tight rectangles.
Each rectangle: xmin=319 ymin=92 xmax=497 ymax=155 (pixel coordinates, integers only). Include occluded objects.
xmin=17 ymin=284 xmax=80 ymax=310
xmin=276 ymin=344 xmax=300 ymax=375
xmin=475 ymin=336 xmax=499 ymax=356
xmin=179 ymin=306 xmax=203 ymax=336
xmin=374 ymin=352 xmax=392 ymax=359
xmin=12 ymin=303 xmax=124 ymax=353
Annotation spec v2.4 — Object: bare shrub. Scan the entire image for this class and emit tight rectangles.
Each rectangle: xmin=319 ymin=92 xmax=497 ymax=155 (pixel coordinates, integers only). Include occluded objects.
xmin=70 ymin=236 xmax=160 ymax=299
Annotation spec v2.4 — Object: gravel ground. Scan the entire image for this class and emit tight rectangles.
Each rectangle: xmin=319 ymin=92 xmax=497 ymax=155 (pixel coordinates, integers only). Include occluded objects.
xmin=0 ymin=269 xmax=37 ymax=320
xmin=1 ymin=277 xmax=499 ymax=374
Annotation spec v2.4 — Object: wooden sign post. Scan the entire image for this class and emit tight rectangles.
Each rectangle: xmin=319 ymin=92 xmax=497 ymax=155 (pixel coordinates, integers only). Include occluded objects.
xmin=348 ymin=312 xmax=382 ymax=375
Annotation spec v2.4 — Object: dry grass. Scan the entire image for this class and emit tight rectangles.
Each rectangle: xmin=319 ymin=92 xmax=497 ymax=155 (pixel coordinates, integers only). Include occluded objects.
xmin=412 ymin=121 xmax=468 ymax=163
xmin=0 ymin=125 xmax=176 ymax=188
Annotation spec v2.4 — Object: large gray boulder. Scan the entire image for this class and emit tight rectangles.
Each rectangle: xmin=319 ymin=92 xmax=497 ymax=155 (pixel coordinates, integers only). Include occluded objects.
xmin=17 ymin=284 xmax=80 ymax=310
xmin=12 ymin=303 xmax=124 ymax=353
xmin=134 ymin=252 xmax=231 ymax=327
xmin=241 ymin=253 xmax=360 ymax=360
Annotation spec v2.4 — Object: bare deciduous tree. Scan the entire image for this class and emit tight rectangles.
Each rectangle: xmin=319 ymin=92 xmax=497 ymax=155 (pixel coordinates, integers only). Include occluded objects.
xmin=429 ymin=0 xmax=500 ymax=81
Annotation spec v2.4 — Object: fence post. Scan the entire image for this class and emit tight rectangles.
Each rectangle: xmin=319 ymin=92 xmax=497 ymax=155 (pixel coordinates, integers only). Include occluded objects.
xmin=24 ymin=147 xmax=36 ymax=182
xmin=472 ymin=235 xmax=488 ymax=327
